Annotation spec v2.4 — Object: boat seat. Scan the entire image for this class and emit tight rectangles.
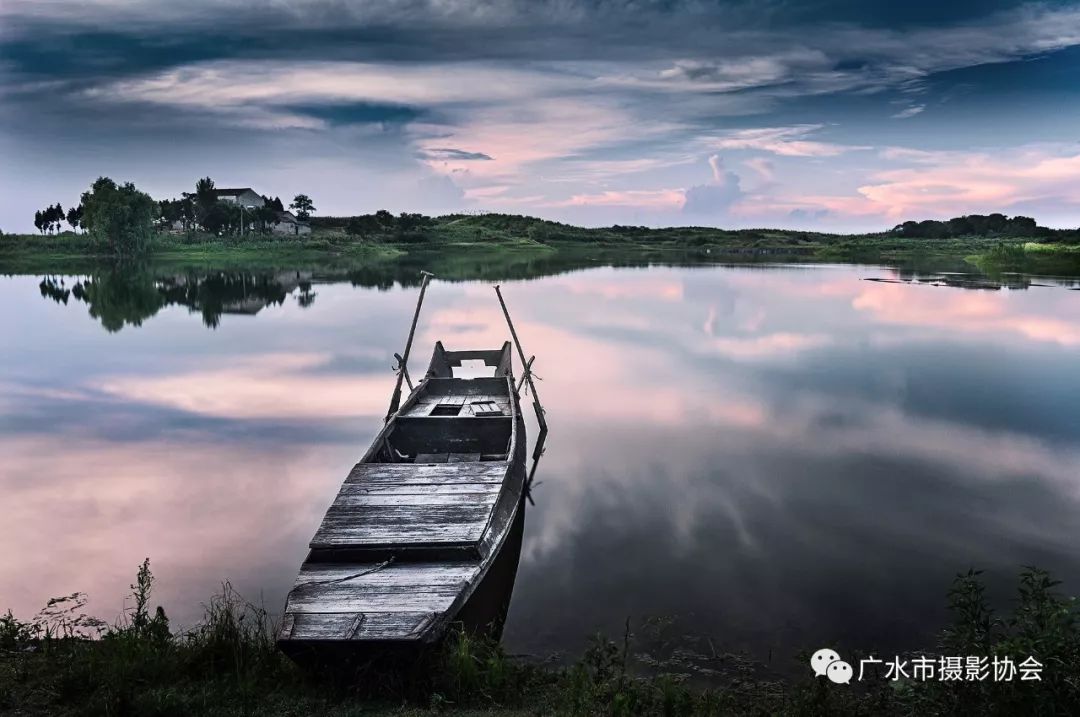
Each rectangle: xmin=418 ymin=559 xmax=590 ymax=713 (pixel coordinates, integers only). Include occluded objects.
xmin=415 ymin=452 xmax=482 ymax=464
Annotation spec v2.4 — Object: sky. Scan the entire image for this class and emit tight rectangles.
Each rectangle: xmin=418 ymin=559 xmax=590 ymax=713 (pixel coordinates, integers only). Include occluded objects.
xmin=3 ymin=0 xmax=1080 ymax=232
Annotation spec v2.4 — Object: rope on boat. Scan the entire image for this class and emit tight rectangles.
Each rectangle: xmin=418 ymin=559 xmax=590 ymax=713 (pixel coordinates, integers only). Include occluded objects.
xmin=287 ymin=557 xmax=397 ymax=596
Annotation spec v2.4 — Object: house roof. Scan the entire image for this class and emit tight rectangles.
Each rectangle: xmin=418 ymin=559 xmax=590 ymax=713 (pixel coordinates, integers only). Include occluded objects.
xmin=211 ymin=188 xmax=259 ymax=196
xmin=276 ymin=211 xmax=309 ymax=226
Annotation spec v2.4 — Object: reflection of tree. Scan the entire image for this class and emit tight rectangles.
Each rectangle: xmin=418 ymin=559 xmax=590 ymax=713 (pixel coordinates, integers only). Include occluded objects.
xmin=39 ymin=277 xmax=71 ymax=305
xmin=296 ymin=281 xmax=317 ymax=309
xmin=40 ymin=250 xmax=1078 ymax=333
xmin=71 ymin=269 xmax=166 ymax=332
xmin=51 ymin=269 xmax=307 ymax=331
xmin=158 ymin=273 xmax=291 ymax=328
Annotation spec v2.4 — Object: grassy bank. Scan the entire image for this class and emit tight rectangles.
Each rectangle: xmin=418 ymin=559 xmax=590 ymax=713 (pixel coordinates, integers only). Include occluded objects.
xmin=4 ymin=214 xmax=1073 ymax=276
xmin=966 ymin=241 xmax=1080 ymax=277
xmin=2 ymin=563 xmax=1078 ymax=716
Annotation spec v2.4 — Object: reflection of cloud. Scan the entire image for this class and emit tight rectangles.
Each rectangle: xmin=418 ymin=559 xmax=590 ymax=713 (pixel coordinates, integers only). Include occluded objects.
xmin=96 ymin=353 xmax=394 ymax=419
xmin=0 ymin=434 xmax=352 ymax=625
xmin=852 ymin=282 xmax=1080 ymax=346
xmin=556 ymin=276 xmax=685 ymax=302
xmin=709 ymin=332 xmax=830 ymax=359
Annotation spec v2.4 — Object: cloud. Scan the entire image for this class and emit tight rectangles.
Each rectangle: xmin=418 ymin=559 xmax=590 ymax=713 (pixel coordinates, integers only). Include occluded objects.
xmin=788 ymin=208 xmax=832 ymax=221
xmin=743 ymin=157 xmax=774 ymax=181
xmin=416 ymin=173 xmax=467 ymax=210
xmin=4 ymin=1 xmax=1080 ymax=229
xmin=683 ymin=155 xmax=743 ymax=215
xmin=857 ymin=144 xmax=1080 ymax=218
xmin=419 ymin=147 xmax=493 ymax=161
xmin=552 ymin=189 xmax=686 ymax=210
xmin=891 ymin=104 xmax=925 ymax=119
xmin=707 ymin=125 xmax=866 ymax=157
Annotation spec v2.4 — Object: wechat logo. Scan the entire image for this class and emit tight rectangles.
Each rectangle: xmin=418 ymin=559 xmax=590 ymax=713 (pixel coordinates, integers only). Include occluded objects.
xmin=811 ymin=648 xmax=852 ymax=684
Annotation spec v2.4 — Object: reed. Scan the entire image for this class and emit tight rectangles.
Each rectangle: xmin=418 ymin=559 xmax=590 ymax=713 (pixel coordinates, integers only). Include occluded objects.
xmin=2 ymin=562 xmax=1077 ymax=715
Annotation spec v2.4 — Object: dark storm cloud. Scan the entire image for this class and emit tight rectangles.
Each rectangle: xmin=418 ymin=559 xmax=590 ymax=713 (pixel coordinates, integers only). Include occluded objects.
xmin=4 ymin=1 xmax=1075 ymax=87
xmin=3 ymin=0 xmax=1080 ymax=231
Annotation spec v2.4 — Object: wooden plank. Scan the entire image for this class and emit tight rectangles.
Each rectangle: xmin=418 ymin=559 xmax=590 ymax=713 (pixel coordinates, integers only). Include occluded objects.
xmin=311 ymin=526 xmax=484 ymax=547
xmin=332 ymin=491 xmax=496 ymax=508
xmin=294 ymin=562 xmax=477 ymax=587
xmin=336 ymin=482 xmax=501 ymax=497
xmin=415 ymin=453 xmax=448 ymax=463
xmin=320 ymin=504 xmax=491 ymax=522
xmin=312 ymin=517 xmax=486 ymax=544
xmin=448 ymin=453 xmax=482 ymax=463
xmin=283 ymin=611 xmax=437 ymax=641
xmin=287 ymin=587 xmax=461 ymax=613
xmin=344 ymin=463 xmax=507 ymax=485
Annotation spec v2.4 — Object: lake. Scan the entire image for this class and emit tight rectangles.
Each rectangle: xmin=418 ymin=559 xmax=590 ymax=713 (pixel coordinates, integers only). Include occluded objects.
xmin=2 ymin=258 xmax=1079 ymax=675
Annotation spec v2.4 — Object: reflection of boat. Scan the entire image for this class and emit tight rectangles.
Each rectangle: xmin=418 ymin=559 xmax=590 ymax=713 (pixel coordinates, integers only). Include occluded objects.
xmin=277 ymin=278 xmax=544 ymax=664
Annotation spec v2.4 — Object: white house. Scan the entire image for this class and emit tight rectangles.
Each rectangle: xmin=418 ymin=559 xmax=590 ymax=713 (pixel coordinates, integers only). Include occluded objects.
xmin=211 ymin=188 xmax=265 ymax=208
xmin=272 ymin=210 xmax=311 ymax=236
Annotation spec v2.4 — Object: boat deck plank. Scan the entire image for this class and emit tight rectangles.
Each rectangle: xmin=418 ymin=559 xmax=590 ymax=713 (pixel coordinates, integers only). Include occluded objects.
xmin=403 ymin=395 xmax=512 ymax=418
xmin=343 ymin=463 xmax=507 ymax=485
xmin=310 ymin=462 xmax=508 ymax=549
xmin=283 ymin=611 xmax=437 ymax=641
xmin=281 ymin=562 xmax=481 ymax=642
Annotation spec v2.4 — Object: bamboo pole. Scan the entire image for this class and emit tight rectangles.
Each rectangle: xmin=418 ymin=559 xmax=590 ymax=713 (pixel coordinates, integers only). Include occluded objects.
xmin=393 ymin=353 xmax=414 ymax=391
xmin=515 ymin=356 xmax=534 ymax=395
xmin=385 ymin=272 xmax=433 ymax=421
xmin=494 ymin=285 xmax=547 ymax=436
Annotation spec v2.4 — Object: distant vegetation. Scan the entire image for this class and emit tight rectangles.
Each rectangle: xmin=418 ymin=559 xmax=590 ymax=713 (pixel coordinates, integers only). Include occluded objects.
xmin=1 ymin=561 xmax=1078 ymax=716
xmin=4 ymin=177 xmax=1080 ymax=270
xmin=889 ymin=213 xmax=1080 ymax=242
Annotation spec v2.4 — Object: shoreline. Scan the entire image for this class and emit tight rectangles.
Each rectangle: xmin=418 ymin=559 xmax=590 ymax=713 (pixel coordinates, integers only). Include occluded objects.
xmin=3 ymin=230 xmax=1077 ymax=277
xmin=2 ymin=564 xmax=1076 ymax=716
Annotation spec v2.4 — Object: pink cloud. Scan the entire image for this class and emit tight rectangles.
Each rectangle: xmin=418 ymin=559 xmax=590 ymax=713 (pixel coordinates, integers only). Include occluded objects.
xmin=550 ymin=188 xmax=686 ymax=209
xmin=857 ymin=146 xmax=1080 ymax=218
xmin=709 ymin=125 xmax=868 ymax=157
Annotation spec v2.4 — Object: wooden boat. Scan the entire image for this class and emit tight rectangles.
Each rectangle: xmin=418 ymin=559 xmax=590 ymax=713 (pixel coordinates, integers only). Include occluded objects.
xmin=278 ymin=280 xmax=544 ymax=664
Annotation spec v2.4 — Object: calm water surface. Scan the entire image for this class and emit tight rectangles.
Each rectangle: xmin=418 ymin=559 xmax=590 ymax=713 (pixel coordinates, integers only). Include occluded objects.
xmin=3 ymin=261 xmax=1080 ymax=673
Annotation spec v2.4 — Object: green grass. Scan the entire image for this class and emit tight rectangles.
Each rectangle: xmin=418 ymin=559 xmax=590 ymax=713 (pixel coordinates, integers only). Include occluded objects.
xmin=5 ymin=218 xmax=1076 ymax=276
xmin=965 ymin=241 xmax=1080 ymax=277
xmin=2 ymin=562 xmax=1078 ymax=716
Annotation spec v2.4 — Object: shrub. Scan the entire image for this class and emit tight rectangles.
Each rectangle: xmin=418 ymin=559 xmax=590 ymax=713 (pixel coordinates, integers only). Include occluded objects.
xmin=80 ymin=177 xmax=157 ymax=256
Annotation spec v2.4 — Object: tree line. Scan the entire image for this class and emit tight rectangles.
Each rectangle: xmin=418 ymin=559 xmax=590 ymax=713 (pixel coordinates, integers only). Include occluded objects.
xmin=33 ymin=203 xmax=84 ymax=234
xmin=157 ymin=177 xmax=315 ymax=235
xmin=312 ymin=211 xmax=435 ymax=241
xmin=27 ymin=176 xmax=318 ymax=255
xmin=890 ymin=213 xmax=1046 ymax=239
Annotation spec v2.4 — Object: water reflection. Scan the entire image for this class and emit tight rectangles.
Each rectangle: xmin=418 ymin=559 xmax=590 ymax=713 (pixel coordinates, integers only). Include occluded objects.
xmin=38 ymin=271 xmax=316 ymax=331
xmin=3 ymin=261 xmax=1080 ymax=677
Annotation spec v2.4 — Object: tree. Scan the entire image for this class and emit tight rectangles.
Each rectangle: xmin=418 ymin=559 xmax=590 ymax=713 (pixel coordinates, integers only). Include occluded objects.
xmin=271 ymin=196 xmax=284 ymax=212
xmin=80 ymin=177 xmax=158 ymax=256
xmin=374 ymin=209 xmax=395 ymax=229
xmin=289 ymin=194 xmax=315 ymax=221
xmin=158 ymin=199 xmax=178 ymax=229
xmin=66 ymin=204 xmax=84 ymax=233
xmin=253 ymin=205 xmax=280 ymax=234
xmin=199 ymin=201 xmax=235 ymax=235
xmin=346 ymin=215 xmax=381 ymax=237
xmin=34 ymin=210 xmax=45 ymax=235
xmin=195 ymin=177 xmax=216 ymax=208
